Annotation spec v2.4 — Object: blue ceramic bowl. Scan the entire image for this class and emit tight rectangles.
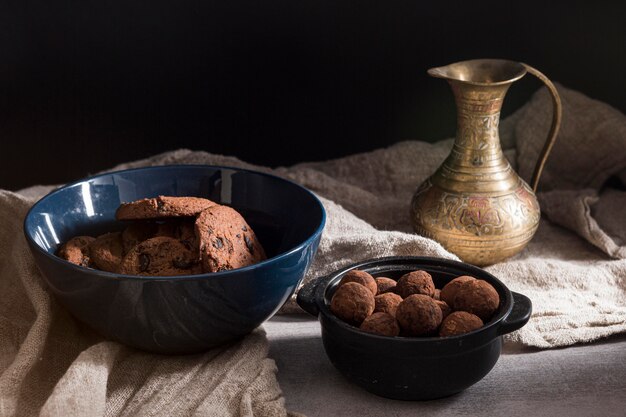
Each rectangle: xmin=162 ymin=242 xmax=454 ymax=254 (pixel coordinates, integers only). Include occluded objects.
xmin=24 ymin=165 xmax=326 ymax=354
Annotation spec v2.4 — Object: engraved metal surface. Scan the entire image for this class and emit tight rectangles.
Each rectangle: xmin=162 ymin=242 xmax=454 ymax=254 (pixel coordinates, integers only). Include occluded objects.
xmin=411 ymin=59 xmax=561 ymax=266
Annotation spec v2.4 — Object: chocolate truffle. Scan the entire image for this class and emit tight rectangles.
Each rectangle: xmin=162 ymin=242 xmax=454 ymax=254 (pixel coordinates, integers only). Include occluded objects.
xmin=360 ymin=312 xmax=400 ymax=337
xmin=395 ymin=270 xmax=435 ymax=298
xmin=440 ymin=275 xmax=476 ymax=306
xmin=374 ymin=292 xmax=403 ymax=317
xmin=396 ymin=294 xmax=442 ymax=336
xmin=439 ymin=311 xmax=484 ymax=337
xmin=375 ymin=277 xmax=397 ymax=295
xmin=330 ymin=282 xmax=375 ymax=325
xmin=452 ymin=279 xmax=500 ymax=321
xmin=339 ymin=269 xmax=378 ymax=296
xmin=434 ymin=299 xmax=452 ymax=319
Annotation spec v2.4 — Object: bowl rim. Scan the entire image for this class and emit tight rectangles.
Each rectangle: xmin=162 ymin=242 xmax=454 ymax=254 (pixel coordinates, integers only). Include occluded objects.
xmin=23 ymin=164 xmax=327 ymax=281
xmin=315 ymin=256 xmax=514 ymax=345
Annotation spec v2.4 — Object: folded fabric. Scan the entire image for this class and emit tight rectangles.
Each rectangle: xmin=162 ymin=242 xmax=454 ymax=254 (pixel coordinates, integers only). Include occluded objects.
xmin=276 ymin=84 xmax=626 ymax=348
xmin=2 ymin=84 xmax=625 ymax=416
xmin=0 ymin=191 xmax=292 ymax=417
xmin=53 ymin=84 xmax=623 ymax=349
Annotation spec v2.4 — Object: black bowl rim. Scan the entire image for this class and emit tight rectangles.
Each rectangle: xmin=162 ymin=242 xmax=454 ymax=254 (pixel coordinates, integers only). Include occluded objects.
xmin=23 ymin=164 xmax=327 ymax=281
xmin=315 ymin=256 xmax=514 ymax=345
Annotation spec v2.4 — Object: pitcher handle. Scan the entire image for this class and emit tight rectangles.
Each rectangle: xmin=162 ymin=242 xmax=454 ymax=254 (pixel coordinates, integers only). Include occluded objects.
xmin=521 ymin=63 xmax=563 ymax=192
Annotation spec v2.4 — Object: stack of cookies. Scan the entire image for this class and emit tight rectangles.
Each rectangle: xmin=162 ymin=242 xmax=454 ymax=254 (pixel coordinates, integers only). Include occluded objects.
xmin=57 ymin=196 xmax=267 ymax=276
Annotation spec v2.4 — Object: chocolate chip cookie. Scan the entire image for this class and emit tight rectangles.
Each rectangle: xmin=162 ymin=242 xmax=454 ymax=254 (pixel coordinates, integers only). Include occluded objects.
xmin=89 ymin=232 xmax=124 ymax=273
xmin=57 ymin=236 xmax=95 ymax=267
xmin=116 ymin=196 xmax=216 ymax=220
xmin=119 ymin=236 xmax=200 ymax=276
xmin=195 ymin=205 xmax=267 ymax=272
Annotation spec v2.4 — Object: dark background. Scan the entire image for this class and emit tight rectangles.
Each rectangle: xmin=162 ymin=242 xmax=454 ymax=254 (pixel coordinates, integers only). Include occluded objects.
xmin=1 ymin=1 xmax=625 ymax=190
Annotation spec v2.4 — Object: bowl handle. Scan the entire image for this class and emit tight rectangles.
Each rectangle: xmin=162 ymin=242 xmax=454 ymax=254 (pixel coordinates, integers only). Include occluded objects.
xmin=296 ymin=274 xmax=333 ymax=317
xmin=497 ymin=292 xmax=533 ymax=336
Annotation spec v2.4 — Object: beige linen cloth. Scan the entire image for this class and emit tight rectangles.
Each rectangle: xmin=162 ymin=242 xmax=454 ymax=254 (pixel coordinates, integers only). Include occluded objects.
xmin=2 ymin=85 xmax=625 ymax=416
xmin=0 ymin=198 xmax=294 ymax=417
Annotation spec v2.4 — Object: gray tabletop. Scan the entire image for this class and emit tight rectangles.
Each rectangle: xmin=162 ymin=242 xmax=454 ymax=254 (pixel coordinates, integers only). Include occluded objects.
xmin=266 ymin=315 xmax=626 ymax=417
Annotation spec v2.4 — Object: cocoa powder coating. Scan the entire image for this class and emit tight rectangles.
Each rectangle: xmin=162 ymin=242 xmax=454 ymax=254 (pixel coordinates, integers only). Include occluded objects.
xmin=339 ymin=269 xmax=378 ymax=296
xmin=327 ymin=269 xmax=495 ymax=339
xmin=434 ymin=299 xmax=452 ymax=320
xmin=395 ymin=270 xmax=435 ymax=298
xmin=374 ymin=292 xmax=403 ymax=317
xmin=452 ymin=279 xmax=500 ymax=321
xmin=440 ymin=275 xmax=476 ymax=306
xmin=360 ymin=312 xmax=401 ymax=337
xmin=439 ymin=311 xmax=484 ymax=337
xmin=330 ymin=282 xmax=375 ymax=325
xmin=395 ymin=294 xmax=442 ymax=336
xmin=375 ymin=277 xmax=397 ymax=295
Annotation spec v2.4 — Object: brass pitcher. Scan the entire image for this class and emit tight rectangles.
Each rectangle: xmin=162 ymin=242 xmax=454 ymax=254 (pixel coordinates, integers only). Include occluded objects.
xmin=410 ymin=59 xmax=562 ymax=266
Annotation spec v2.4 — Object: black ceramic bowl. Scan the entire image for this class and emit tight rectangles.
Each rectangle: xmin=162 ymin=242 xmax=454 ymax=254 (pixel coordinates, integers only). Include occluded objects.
xmin=297 ymin=256 xmax=531 ymax=400
xmin=24 ymin=165 xmax=325 ymax=354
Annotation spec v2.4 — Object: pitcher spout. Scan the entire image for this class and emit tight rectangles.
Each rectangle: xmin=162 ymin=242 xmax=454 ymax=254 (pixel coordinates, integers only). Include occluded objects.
xmin=428 ymin=59 xmax=527 ymax=86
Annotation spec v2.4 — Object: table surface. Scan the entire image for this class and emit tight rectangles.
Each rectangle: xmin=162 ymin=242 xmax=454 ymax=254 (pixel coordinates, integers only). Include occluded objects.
xmin=266 ymin=315 xmax=626 ymax=417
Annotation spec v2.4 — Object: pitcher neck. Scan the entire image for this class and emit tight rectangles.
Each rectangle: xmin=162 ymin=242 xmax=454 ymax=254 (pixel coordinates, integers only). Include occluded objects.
xmin=430 ymin=80 xmax=519 ymax=193
xmin=450 ymin=81 xmax=511 ymax=151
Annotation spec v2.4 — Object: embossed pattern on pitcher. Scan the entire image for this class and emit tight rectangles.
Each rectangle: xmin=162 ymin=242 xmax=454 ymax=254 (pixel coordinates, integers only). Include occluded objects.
xmin=412 ymin=179 xmax=540 ymax=266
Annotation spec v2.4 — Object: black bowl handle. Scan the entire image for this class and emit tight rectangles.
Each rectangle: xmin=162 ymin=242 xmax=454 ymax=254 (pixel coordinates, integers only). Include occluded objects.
xmin=497 ymin=292 xmax=532 ymax=336
xmin=296 ymin=274 xmax=334 ymax=317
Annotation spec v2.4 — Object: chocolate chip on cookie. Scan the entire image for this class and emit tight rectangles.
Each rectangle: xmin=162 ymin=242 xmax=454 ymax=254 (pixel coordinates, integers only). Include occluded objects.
xmin=57 ymin=236 xmax=95 ymax=267
xmin=119 ymin=236 xmax=200 ymax=276
xmin=121 ymin=222 xmax=158 ymax=254
xmin=154 ymin=218 xmax=199 ymax=253
xmin=89 ymin=232 xmax=125 ymax=273
xmin=195 ymin=205 xmax=267 ymax=273
xmin=116 ymin=196 xmax=217 ymax=220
